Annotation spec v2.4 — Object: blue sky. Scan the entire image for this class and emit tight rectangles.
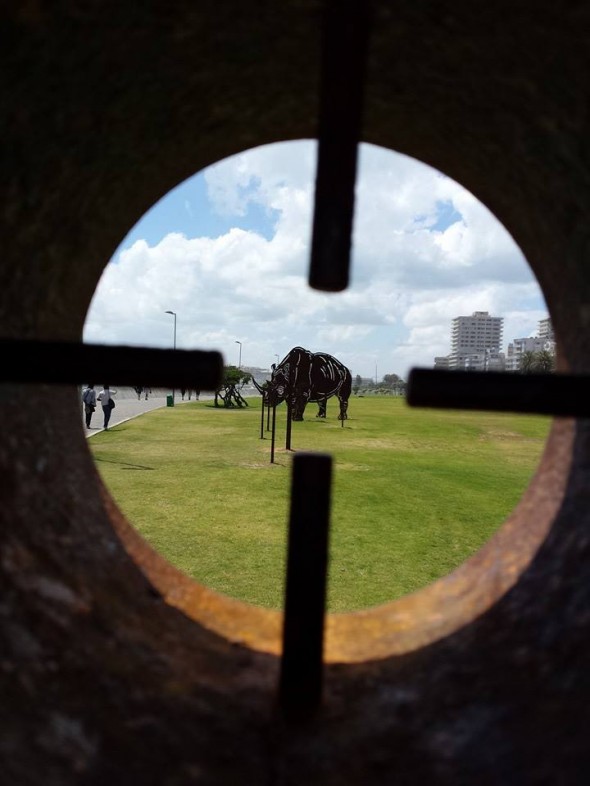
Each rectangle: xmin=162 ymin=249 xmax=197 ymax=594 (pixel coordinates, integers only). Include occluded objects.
xmin=114 ymin=173 xmax=280 ymax=251
xmin=85 ymin=141 xmax=547 ymax=379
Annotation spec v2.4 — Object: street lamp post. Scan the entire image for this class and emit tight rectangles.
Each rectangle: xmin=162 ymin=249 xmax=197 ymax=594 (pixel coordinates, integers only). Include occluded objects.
xmin=235 ymin=340 xmax=242 ymax=369
xmin=165 ymin=310 xmax=177 ymax=400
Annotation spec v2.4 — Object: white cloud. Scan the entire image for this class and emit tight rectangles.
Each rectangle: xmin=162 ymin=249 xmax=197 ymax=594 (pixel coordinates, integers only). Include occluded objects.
xmin=84 ymin=141 xmax=548 ymax=379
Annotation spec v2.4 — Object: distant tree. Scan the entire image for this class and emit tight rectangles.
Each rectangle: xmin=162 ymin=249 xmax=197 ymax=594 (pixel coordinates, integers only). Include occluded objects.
xmin=519 ymin=349 xmax=556 ymax=373
xmin=379 ymin=373 xmax=407 ymax=395
xmin=535 ymin=349 xmax=555 ymax=372
xmin=353 ymin=374 xmax=362 ymax=395
xmin=519 ymin=351 xmax=537 ymax=373
xmin=214 ymin=365 xmax=252 ymax=408
xmin=382 ymin=373 xmax=400 ymax=389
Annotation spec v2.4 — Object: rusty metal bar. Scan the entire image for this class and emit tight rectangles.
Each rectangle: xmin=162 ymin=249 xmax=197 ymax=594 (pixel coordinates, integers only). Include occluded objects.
xmin=260 ymin=397 xmax=266 ymax=439
xmin=407 ymin=368 xmax=590 ymax=417
xmin=279 ymin=452 xmax=332 ymax=722
xmin=308 ymin=0 xmax=371 ymax=292
xmin=0 ymin=339 xmax=223 ymax=391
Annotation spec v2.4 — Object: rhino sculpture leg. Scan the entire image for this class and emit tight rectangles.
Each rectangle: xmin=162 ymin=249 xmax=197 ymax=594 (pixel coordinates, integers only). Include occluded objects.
xmin=291 ymin=399 xmax=305 ymax=421
xmin=338 ymin=395 xmax=349 ymax=420
xmin=316 ymin=399 xmax=327 ymax=418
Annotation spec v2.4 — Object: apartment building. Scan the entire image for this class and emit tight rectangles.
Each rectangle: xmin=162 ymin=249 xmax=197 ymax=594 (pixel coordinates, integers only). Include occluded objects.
xmin=505 ymin=338 xmax=548 ymax=371
xmin=432 ymin=313 xmax=556 ymax=372
xmin=448 ymin=311 xmax=504 ymax=370
xmin=505 ymin=319 xmax=556 ymax=371
xmin=538 ymin=317 xmax=555 ymax=341
xmin=434 ymin=356 xmax=451 ymax=369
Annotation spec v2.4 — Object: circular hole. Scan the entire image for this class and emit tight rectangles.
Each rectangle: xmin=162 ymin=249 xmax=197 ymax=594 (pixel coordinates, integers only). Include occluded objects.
xmin=84 ymin=140 xmax=563 ymax=660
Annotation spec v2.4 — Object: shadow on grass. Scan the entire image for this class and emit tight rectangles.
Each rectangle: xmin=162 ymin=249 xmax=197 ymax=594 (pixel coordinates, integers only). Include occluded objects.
xmin=203 ymin=403 xmax=253 ymax=412
xmin=94 ymin=457 xmax=155 ymax=471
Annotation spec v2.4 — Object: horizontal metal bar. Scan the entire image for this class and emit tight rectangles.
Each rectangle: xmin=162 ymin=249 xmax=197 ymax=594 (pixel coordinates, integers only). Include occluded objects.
xmin=407 ymin=368 xmax=590 ymax=417
xmin=0 ymin=339 xmax=223 ymax=391
xmin=308 ymin=0 xmax=371 ymax=293
xmin=279 ymin=452 xmax=332 ymax=722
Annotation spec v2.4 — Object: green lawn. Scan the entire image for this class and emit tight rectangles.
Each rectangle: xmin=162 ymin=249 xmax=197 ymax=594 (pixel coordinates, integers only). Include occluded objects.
xmin=90 ymin=397 xmax=550 ymax=612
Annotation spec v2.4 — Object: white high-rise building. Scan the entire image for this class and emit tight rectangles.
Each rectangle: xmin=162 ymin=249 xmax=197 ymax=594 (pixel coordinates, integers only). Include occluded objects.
xmin=538 ymin=317 xmax=554 ymax=341
xmin=433 ymin=313 xmax=555 ymax=372
xmin=448 ymin=311 xmax=504 ymax=370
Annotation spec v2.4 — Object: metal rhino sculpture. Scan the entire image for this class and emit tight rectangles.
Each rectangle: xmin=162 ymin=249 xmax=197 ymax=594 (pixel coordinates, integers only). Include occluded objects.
xmin=252 ymin=346 xmax=352 ymax=421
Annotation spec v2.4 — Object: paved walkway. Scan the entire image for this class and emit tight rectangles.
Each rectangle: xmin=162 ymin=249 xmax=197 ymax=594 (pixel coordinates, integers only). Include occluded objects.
xmin=83 ymin=388 xmax=209 ymax=437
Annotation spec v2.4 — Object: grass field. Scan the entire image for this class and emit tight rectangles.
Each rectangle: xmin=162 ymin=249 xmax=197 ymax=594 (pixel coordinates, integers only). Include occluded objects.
xmin=90 ymin=396 xmax=550 ymax=612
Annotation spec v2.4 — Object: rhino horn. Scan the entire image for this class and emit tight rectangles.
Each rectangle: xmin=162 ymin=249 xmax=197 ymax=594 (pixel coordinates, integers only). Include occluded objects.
xmin=251 ymin=378 xmax=266 ymax=394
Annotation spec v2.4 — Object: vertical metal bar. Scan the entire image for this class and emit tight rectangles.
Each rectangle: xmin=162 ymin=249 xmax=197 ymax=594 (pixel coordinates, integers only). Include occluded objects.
xmin=285 ymin=400 xmax=292 ymax=451
xmin=270 ymin=405 xmax=277 ymax=464
xmin=308 ymin=0 xmax=371 ymax=292
xmin=286 ymin=369 xmax=294 ymax=451
xmin=279 ymin=453 xmax=332 ymax=722
xmin=267 ymin=400 xmax=271 ymax=431
xmin=260 ymin=397 xmax=265 ymax=439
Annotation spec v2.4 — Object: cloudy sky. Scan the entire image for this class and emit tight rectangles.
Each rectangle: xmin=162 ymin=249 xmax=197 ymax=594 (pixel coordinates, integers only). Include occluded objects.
xmin=84 ymin=140 xmax=548 ymax=380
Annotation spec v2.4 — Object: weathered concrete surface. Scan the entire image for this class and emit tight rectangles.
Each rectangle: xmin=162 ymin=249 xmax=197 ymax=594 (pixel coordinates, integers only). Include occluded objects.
xmin=1 ymin=2 xmax=590 ymax=784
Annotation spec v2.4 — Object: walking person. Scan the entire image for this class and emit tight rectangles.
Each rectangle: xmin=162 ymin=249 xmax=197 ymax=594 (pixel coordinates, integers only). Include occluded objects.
xmin=97 ymin=385 xmax=117 ymax=430
xmin=82 ymin=384 xmax=97 ymax=429
xmin=134 ymin=386 xmax=143 ymax=400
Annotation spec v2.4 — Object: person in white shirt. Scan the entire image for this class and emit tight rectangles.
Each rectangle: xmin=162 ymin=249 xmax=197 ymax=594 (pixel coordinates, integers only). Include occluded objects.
xmin=97 ymin=385 xmax=117 ymax=430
